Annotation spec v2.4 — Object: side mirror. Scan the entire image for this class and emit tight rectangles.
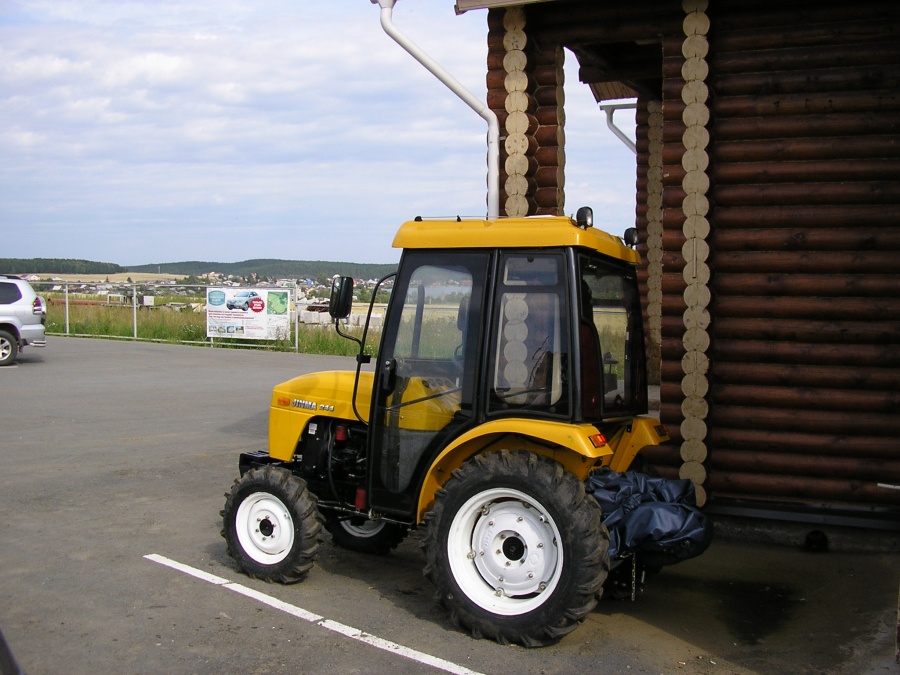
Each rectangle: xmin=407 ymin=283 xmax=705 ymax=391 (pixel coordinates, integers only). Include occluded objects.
xmin=328 ymin=276 xmax=354 ymax=320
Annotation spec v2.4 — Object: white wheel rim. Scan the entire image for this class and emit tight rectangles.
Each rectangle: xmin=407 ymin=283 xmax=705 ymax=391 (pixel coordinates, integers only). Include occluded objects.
xmin=0 ymin=338 xmax=11 ymax=360
xmin=447 ymin=487 xmax=563 ymax=616
xmin=235 ymin=491 xmax=295 ymax=564
xmin=339 ymin=519 xmax=386 ymax=538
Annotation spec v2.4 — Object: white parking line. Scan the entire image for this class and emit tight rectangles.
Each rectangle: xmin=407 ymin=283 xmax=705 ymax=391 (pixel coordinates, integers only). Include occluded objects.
xmin=144 ymin=554 xmax=486 ymax=675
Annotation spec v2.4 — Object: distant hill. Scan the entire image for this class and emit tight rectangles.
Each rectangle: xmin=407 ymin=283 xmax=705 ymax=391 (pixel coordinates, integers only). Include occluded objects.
xmin=128 ymin=259 xmax=398 ymax=281
xmin=0 ymin=258 xmax=124 ymax=275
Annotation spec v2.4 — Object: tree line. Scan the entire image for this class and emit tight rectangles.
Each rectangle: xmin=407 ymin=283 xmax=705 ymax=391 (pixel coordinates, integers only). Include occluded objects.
xmin=2 ymin=258 xmax=398 ymax=281
xmin=0 ymin=258 xmax=123 ymax=275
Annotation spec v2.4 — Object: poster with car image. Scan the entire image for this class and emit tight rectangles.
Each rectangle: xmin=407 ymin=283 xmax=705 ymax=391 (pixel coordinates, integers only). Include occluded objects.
xmin=206 ymin=288 xmax=290 ymax=340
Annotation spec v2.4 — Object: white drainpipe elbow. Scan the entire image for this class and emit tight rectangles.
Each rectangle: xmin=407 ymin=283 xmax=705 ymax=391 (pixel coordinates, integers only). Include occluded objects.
xmin=372 ymin=0 xmax=500 ymax=220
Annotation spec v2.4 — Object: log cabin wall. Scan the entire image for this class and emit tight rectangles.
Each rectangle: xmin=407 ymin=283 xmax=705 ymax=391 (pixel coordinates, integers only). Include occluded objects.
xmin=702 ymin=0 xmax=900 ymax=524
xmin=482 ymin=0 xmax=900 ymax=527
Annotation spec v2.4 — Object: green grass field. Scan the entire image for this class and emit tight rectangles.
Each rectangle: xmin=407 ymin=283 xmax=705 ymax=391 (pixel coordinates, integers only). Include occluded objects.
xmin=45 ymin=298 xmax=378 ymax=356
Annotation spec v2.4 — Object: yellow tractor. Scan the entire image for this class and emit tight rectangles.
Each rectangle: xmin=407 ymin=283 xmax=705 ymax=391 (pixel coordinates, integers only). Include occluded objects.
xmin=222 ymin=207 xmax=670 ymax=646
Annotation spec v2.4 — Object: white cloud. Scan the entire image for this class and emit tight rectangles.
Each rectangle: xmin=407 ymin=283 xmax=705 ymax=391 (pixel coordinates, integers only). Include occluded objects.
xmin=0 ymin=0 xmax=636 ymax=266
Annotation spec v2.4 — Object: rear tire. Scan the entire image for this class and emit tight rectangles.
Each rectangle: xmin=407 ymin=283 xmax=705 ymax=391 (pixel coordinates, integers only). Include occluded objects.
xmin=423 ymin=449 xmax=609 ymax=647
xmin=324 ymin=515 xmax=408 ymax=555
xmin=221 ymin=466 xmax=323 ymax=583
xmin=0 ymin=330 xmax=18 ymax=366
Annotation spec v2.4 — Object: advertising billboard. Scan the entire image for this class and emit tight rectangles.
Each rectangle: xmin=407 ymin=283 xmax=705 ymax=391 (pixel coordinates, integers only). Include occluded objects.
xmin=206 ymin=288 xmax=291 ymax=340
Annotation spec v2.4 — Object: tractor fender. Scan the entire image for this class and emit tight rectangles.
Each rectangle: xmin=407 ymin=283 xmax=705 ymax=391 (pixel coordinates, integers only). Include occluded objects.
xmin=415 ymin=418 xmax=613 ymax=523
xmin=604 ymin=416 xmax=671 ymax=473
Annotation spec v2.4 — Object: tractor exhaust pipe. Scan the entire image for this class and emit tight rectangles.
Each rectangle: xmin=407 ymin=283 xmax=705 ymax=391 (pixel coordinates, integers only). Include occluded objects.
xmin=371 ymin=0 xmax=500 ymax=220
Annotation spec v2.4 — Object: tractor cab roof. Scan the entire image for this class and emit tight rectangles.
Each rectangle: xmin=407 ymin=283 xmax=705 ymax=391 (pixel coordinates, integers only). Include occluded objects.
xmin=392 ymin=213 xmax=640 ymax=265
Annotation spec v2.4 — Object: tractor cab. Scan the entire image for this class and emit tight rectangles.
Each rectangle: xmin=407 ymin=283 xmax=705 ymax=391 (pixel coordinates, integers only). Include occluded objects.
xmin=327 ymin=211 xmax=650 ymax=522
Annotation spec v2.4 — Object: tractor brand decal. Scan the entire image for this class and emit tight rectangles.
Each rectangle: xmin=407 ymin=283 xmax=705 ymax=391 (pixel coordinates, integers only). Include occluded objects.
xmin=291 ymin=399 xmax=316 ymax=410
xmin=319 ymin=404 xmax=335 ymax=412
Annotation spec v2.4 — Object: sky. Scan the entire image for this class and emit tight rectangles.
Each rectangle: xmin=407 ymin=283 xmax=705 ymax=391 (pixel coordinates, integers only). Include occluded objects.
xmin=0 ymin=0 xmax=637 ymax=267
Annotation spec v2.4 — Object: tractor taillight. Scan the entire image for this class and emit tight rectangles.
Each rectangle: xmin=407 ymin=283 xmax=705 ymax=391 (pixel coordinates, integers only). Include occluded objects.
xmin=355 ymin=488 xmax=366 ymax=510
xmin=335 ymin=425 xmax=349 ymax=442
xmin=589 ymin=433 xmax=608 ymax=448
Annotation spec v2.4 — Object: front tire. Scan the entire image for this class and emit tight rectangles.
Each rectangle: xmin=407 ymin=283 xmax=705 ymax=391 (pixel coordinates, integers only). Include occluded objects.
xmin=0 ymin=330 xmax=18 ymax=366
xmin=423 ymin=450 xmax=609 ymax=647
xmin=324 ymin=515 xmax=408 ymax=555
xmin=221 ymin=466 xmax=323 ymax=583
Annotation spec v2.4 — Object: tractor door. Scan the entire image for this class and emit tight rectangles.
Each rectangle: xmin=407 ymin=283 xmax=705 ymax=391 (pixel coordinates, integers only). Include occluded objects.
xmin=368 ymin=250 xmax=489 ymax=518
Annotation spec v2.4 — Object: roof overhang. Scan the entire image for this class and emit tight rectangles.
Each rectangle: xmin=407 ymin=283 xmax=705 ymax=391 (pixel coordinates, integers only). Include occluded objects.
xmin=455 ymin=0 xmax=555 ymax=14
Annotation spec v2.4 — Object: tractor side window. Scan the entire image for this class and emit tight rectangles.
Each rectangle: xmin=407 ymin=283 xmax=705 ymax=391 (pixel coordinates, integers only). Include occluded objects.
xmin=579 ymin=255 xmax=646 ymax=418
xmin=489 ymin=254 xmax=569 ymax=416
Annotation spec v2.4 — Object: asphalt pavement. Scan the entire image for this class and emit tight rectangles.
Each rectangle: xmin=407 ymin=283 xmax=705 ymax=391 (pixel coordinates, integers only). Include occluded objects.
xmin=1 ymin=337 xmax=897 ymax=674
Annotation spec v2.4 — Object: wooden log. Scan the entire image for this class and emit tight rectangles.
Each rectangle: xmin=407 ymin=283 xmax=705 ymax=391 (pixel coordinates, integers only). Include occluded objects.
xmin=711 ymin=362 xmax=899 ymax=390
xmin=533 ymin=186 xmax=562 ymax=209
xmin=712 ymin=296 xmax=900 ymax=321
xmin=659 ymin=404 xmax=686 ymax=437
xmin=505 ymin=133 xmax=536 ymax=159
xmin=715 ymin=112 xmax=900 ymax=142
xmin=712 ymin=67 xmax=900 ymax=99
xmin=715 ymin=91 xmax=900 ymax=120
xmin=486 ymin=68 xmax=507 ymax=91
xmin=713 ymin=273 xmax=899 ymax=297
xmin=713 ymin=227 xmax=900 ymax=251
xmin=714 ymin=316 xmax=899 ymax=344
xmin=707 ymin=427 xmax=900 ymax=459
xmin=708 ymin=472 xmax=900 ymax=505
xmin=530 ymin=63 xmax=563 ymax=88
xmin=712 ymin=14 xmax=900 ymax=52
xmin=533 ymin=166 xmax=563 ymax=189
xmin=712 ymin=158 xmax=900 ymax=184
xmin=713 ymin=136 xmax=900 ymax=164
xmin=636 ymin=443 xmax=681 ymax=465
xmin=534 ymin=145 xmax=562 ymax=167
xmin=661 ymin=273 xmax=687 ymax=295
xmin=709 ymin=449 xmax=900 ymax=482
xmin=531 ymin=17 xmax=683 ymax=46
xmin=714 ymin=251 xmax=900 ymax=274
xmin=534 ymin=124 xmax=562 ymax=147
xmin=712 ymin=1 xmax=900 ymax=29
xmin=533 ymin=84 xmax=563 ymax=108
xmin=505 ymin=153 xmax=538 ymax=178
xmin=710 ymin=404 xmax=897 ymax=436
xmin=714 ymin=204 xmax=900 ymax=229
xmin=714 ymin=181 xmax=900 ymax=207
xmin=713 ymin=383 xmax=900 ymax=414
xmin=660 ymin=337 xmax=686 ymax=361
xmin=505 ymin=111 xmax=538 ymax=136
xmin=712 ymin=339 xmax=899 ymax=368
xmin=535 ymin=105 xmax=562 ymax=126
xmin=713 ymin=41 xmax=900 ymax=75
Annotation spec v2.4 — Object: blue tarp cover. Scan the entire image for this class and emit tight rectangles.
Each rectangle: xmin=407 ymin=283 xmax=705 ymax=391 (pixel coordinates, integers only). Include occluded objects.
xmin=586 ymin=468 xmax=713 ymax=566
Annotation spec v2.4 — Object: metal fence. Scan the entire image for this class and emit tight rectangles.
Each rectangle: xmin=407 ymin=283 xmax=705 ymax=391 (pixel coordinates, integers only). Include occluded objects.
xmin=32 ymin=280 xmax=303 ymax=350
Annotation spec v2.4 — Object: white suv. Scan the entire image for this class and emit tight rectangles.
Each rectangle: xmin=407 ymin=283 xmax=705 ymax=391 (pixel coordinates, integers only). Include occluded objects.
xmin=0 ymin=275 xmax=47 ymax=366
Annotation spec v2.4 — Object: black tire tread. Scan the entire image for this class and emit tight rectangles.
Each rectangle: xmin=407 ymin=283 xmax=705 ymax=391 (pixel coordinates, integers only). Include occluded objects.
xmin=221 ymin=466 xmax=323 ymax=584
xmin=422 ymin=449 xmax=609 ymax=647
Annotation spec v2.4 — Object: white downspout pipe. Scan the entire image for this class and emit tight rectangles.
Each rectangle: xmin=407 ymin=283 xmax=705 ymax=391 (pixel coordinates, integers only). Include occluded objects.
xmin=599 ymin=102 xmax=637 ymax=155
xmin=371 ymin=0 xmax=500 ymax=220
